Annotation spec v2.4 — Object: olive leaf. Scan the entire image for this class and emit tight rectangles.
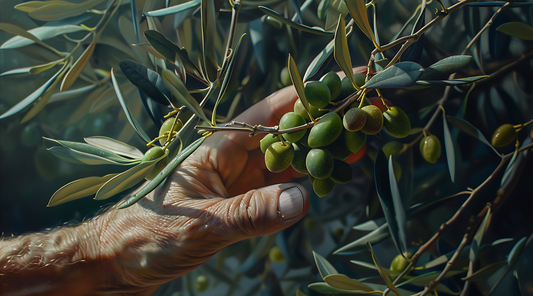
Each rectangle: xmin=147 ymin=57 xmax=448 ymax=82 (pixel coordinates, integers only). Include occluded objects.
xmin=47 ymin=174 xmax=118 ymax=206
xmin=446 ymin=116 xmax=501 ymax=156
xmin=0 ymin=22 xmax=51 ymax=48
xmin=367 ymin=242 xmax=401 ymax=296
xmin=84 ymin=136 xmax=144 ymax=159
xmin=313 ymin=251 xmax=338 ymax=279
xmin=324 ymin=274 xmax=374 ymax=292
xmin=45 ymin=137 xmax=140 ymax=164
xmin=21 ymin=68 xmax=66 ymax=123
xmin=162 ymin=69 xmax=210 ymax=123
xmin=119 ymin=60 xmax=172 ymax=106
xmin=60 ymin=34 xmax=96 ymax=91
xmin=288 ymin=54 xmax=314 ymax=121
xmin=345 ymin=0 xmax=380 ymax=50
xmin=259 ymin=6 xmax=334 ymax=35
xmin=388 ymin=156 xmax=408 ymax=255
xmin=334 ymin=15 xmax=357 ymax=90
xmin=443 ymin=116 xmax=456 ymax=182
xmin=496 ymin=22 xmax=533 ymax=40
xmin=201 ymin=0 xmax=218 ymax=82
xmin=364 ymin=62 xmax=423 ymax=89
xmin=470 ymin=207 xmax=492 ymax=262
xmin=0 ymin=59 xmax=62 ymax=76
xmin=28 ymin=0 xmax=106 ymax=22
xmin=1 ymin=25 xmax=88 ymax=49
xmin=419 ymin=55 xmax=473 ymax=80
xmin=462 ymin=261 xmax=507 ymax=281
xmin=145 ymin=0 xmax=200 ymax=17
xmin=416 ymin=75 xmax=488 ymax=86
xmin=49 ymin=84 xmax=96 ymax=103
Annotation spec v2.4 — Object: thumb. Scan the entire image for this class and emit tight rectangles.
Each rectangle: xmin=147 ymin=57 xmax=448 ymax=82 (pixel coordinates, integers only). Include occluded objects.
xmin=215 ymin=183 xmax=309 ymax=242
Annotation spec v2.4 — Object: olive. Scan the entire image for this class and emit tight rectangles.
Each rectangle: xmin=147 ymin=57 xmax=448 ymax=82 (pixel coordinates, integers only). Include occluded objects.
xmin=325 ymin=130 xmax=351 ymax=160
xmin=360 ymin=105 xmax=383 ymax=135
xmin=420 ymin=135 xmax=441 ymax=164
xmin=344 ymin=130 xmax=367 ymax=154
xmin=338 ymin=76 xmax=356 ymax=101
xmin=291 ymin=142 xmax=310 ymax=174
xmin=343 ymin=108 xmax=367 ymax=132
xmin=265 ymin=142 xmax=295 ymax=173
xmin=320 ymin=71 xmax=342 ymax=102
xmin=20 ymin=124 xmax=39 ymax=147
xmin=306 ymin=148 xmax=334 ymax=179
xmin=260 ymin=134 xmax=280 ymax=153
xmin=353 ymin=72 xmax=366 ymax=88
xmin=159 ymin=117 xmax=183 ymax=145
xmin=280 ymin=67 xmax=291 ymax=87
xmin=35 ymin=148 xmax=59 ymax=180
xmin=368 ymin=97 xmax=393 ymax=113
xmin=305 ymin=80 xmax=331 ymax=109
xmin=382 ymin=141 xmax=403 ymax=158
xmin=313 ymin=177 xmax=335 ymax=197
xmin=279 ymin=112 xmax=307 ymax=143
xmin=308 ymin=113 xmax=343 ymax=148
xmin=269 ymin=246 xmax=286 ymax=262
xmin=349 ymin=96 xmax=372 ymax=109
xmin=195 ymin=275 xmax=209 ymax=292
xmin=383 ymin=107 xmax=411 ymax=138
xmin=390 ymin=253 xmax=413 ymax=273
xmin=145 ymin=156 xmax=168 ymax=180
xmin=142 ymin=146 xmax=167 ymax=180
xmin=330 ymin=159 xmax=353 ymax=184
xmin=293 ymin=99 xmax=326 ymax=122
xmin=491 ymin=123 xmax=517 ymax=147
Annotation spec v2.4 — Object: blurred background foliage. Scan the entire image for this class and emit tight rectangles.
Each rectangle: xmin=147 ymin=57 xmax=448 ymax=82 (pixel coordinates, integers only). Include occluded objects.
xmin=1 ymin=0 xmax=533 ymax=295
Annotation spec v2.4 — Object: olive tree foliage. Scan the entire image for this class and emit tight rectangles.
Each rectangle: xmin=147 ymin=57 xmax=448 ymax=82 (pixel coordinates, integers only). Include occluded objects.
xmin=1 ymin=0 xmax=533 ymax=295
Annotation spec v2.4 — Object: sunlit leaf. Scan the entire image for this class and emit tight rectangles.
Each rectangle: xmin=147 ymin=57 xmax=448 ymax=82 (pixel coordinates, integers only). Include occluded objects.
xmin=388 ymin=156 xmax=407 ymax=254
xmin=334 ymin=15 xmax=357 ymax=90
xmin=508 ymin=236 xmax=527 ymax=266
xmin=145 ymin=0 xmax=200 ymax=17
xmin=308 ymin=282 xmax=381 ymax=295
xmin=259 ymin=6 xmax=333 ymax=35
xmin=0 ymin=59 xmax=62 ymax=76
xmin=345 ymin=0 xmax=379 ymax=49
xmin=95 ymin=149 xmax=169 ymax=200
xmin=446 ymin=116 xmax=501 ymax=156
xmin=335 ymin=223 xmax=389 ymax=254
xmin=470 ymin=207 xmax=491 ymax=262
xmin=443 ymin=116 xmax=455 ymax=182
xmin=119 ymin=60 xmax=171 ymax=105
xmin=313 ymin=251 xmax=338 ymax=279
xmin=84 ymin=136 xmax=143 ymax=159
xmin=111 ymin=69 xmax=151 ymax=143
xmin=45 ymin=137 xmax=139 ymax=163
xmin=416 ymin=75 xmax=488 ymax=86
xmin=161 ymin=69 xmax=210 ymax=123
xmin=61 ymin=36 xmax=96 ymax=91
xmin=28 ymin=0 xmax=106 ymax=21
xmin=419 ymin=55 xmax=473 ymax=80
xmin=364 ymin=62 xmax=423 ymax=89
xmin=352 ymin=218 xmax=385 ymax=231
xmin=288 ymin=54 xmax=313 ymax=121
xmin=367 ymin=242 xmax=401 ymax=296
xmin=1 ymin=25 xmax=87 ymax=49
xmin=324 ymin=274 xmax=374 ymax=292
xmin=118 ymin=135 xmax=206 ymax=209
xmin=48 ymin=146 xmax=135 ymax=165
xmin=496 ymin=22 xmax=533 ymax=40
xmin=47 ymin=174 xmax=118 ymax=206
xmin=462 ymin=261 xmax=507 ymax=281
xmin=303 ymin=39 xmax=333 ymax=82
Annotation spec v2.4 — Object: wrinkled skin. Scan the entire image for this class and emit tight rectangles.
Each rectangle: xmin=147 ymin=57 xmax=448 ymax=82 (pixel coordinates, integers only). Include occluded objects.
xmin=0 ymin=86 xmax=309 ymax=296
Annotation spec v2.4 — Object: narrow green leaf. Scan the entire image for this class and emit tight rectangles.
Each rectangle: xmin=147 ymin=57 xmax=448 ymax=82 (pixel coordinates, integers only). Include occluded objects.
xmin=259 ymin=6 xmax=333 ymax=35
xmin=84 ymin=136 xmax=144 ymax=159
xmin=388 ymin=156 xmax=407 ymax=254
xmin=367 ymin=242 xmax=401 ymax=296
xmin=47 ymin=174 xmax=118 ymax=206
xmin=48 ymin=146 xmax=134 ymax=165
xmin=334 ymin=15 xmax=356 ymax=89
xmin=201 ymin=0 xmax=218 ymax=82
xmin=0 ymin=65 xmax=64 ymax=120
xmin=45 ymin=137 xmax=139 ymax=163
xmin=462 ymin=261 xmax=507 ymax=281
xmin=21 ymin=69 xmax=65 ymax=123
xmin=1 ymin=25 xmax=87 ymax=49
xmin=443 ymin=116 xmax=455 ymax=182
xmin=145 ymin=0 xmax=200 ymax=17
xmin=335 ymin=223 xmax=389 ymax=254
xmin=345 ymin=0 xmax=380 ymax=49
xmin=0 ymin=22 xmax=46 ymax=46
xmin=324 ymin=274 xmax=374 ymax=292
xmin=364 ymin=62 xmax=423 ymax=89
xmin=350 ymin=260 xmax=404 ymax=277
xmin=313 ymin=251 xmax=338 ymax=279
xmin=419 ymin=55 xmax=473 ymax=80
xmin=118 ymin=136 xmax=207 ymax=209
xmin=0 ymin=59 xmax=62 ymax=76
xmin=508 ymin=236 xmax=527 ymax=266
xmin=111 ymin=68 xmax=151 ymax=143
xmin=501 ymin=149 xmax=518 ymax=186
xmin=49 ymin=84 xmax=96 ymax=103
xmin=288 ymin=54 xmax=314 ymax=121
xmin=470 ymin=207 xmax=491 ymax=262
xmin=162 ymin=69 xmax=210 ymax=123
xmin=352 ymin=219 xmax=385 ymax=231
xmin=325 ymin=0 xmax=349 ymax=31
xmin=119 ymin=60 xmax=171 ymax=105
xmin=416 ymin=75 xmax=488 ymax=86
xmin=496 ymin=22 xmax=533 ymax=40
xmin=28 ymin=0 xmax=106 ymax=21
xmin=446 ymin=116 xmax=501 ymax=156
xmin=308 ymin=282 xmax=386 ymax=295
xmin=397 ymin=271 xmax=463 ymax=294
xmin=303 ymin=39 xmax=333 ymax=82
xmin=15 ymin=1 xmax=66 ymax=12
xmin=61 ymin=37 xmax=95 ymax=91
xmin=95 ymin=149 xmax=169 ymax=200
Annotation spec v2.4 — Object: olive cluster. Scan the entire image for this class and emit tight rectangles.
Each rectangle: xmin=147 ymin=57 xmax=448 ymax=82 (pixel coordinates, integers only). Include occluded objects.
xmin=261 ymin=71 xmax=412 ymax=197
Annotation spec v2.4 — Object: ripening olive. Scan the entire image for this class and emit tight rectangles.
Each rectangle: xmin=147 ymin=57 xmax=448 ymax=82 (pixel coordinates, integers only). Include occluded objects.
xmin=305 ymin=80 xmax=331 ymax=109
xmin=260 ymin=134 xmax=281 ymax=153
xmin=382 ymin=141 xmax=403 ymax=158
xmin=344 ymin=130 xmax=367 ymax=154
xmin=320 ymin=72 xmax=342 ymax=102
xmin=313 ymin=177 xmax=335 ymax=197
xmin=291 ymin=142 xmax=310 ymax=174
xmin=269 ymin=246 xmax=286 ymax=262
xmin=280 ymin=112 xmax=307 ymax=143
xmin=159 ymin=117 xmax=183 ymax=145
xmin=383 ymin=107 xmax=411 ymax=138
xmin=195 ymin=275 xmax=209 ymax=292
xmin=265 ymin=142 xmax=295 ymax=173
xmin=294 ymin=99 xmax=326 ymax=122
xmin=330 ymin=160 xmax=353 ymax=184
xmin=326 ymin=130 xmax=351 ymax=160
xmin=343 ymin=108 xmax=367 ymax=132
xmin=306 ymin=148 xmax=334 ymax=179
xmin=491 ymin=124 xmax=517 ymax=147
xmin=420 ymin=135 xmax=441 ymax=164
xmin=308 ymin=113 xmax=343 ymax=148
xmin=390 ymin=253 xmax=413 ymax=273
xmin=360 ymin=105 xmax=383 ymax=135
xmin=280 ymin=67 xmax=291 ymax=86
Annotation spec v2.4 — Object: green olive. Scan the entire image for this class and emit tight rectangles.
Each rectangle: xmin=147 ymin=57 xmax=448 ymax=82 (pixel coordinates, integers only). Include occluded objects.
xmin=159 ymin=117 xmax=183 ymax=145
xmin=306 ymin=148 xmax=334 ymax=179
xmin=419 ymin=135 xmax=441 ymax=164
xmin=305 ymin=80 xmax=331 ymax=109
xmin=291 ymin=142 xmax=310 ymax=174
xmin=320 ymin=71 xmax=342 ymax=102
xmin=390 ymin=253 xmax=412 ymax=273
xmin=195 ymin=275 xmax=209 ymax=292
xmin=325 ymin=130 xmax=351 ymax=160
xmin=280 ymin=67 xmax=291 ymax=86
xmin=491 ymin=123 xmax=517 ymax=147
xmin=382 ymin=141 xmax=403 ymax=158
xmin=313 ymin=177 xmax=335 ymax=197
xmin=344 ymin=130 xmax=367 ymax=154
xmin=269 ymin=246 xmax=286 ymax=262
xmin=360 ymin=105 xmax=383 ymax=135
xmin=343 ymin=108 xmax=367 ymax=132
xmin=339 ymin=76 xmax=356 ymax=101
xmin=142 ymin=146 xmax=167 ymax=180
xmin=260 ymin=134 xmax=281 ymax=153
xmin=280 ymin=112 xmax=307 ymax=143
xmin=383 ymin=107 xmax=411 ymax=138
xmin=353 ymin=72 xmax=366 ymax=88
xmin=293 ymin=99 xmax=327 ymax=121
xmin=145 ymin=156 xmax=168 ymax=180
xmin=265 ymin=142 xmax=295 ymax=173
xmin=308 ymin=113 xmax=343 ymax=148
xmin=330 ymin=159 xmax=353 ymax=184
